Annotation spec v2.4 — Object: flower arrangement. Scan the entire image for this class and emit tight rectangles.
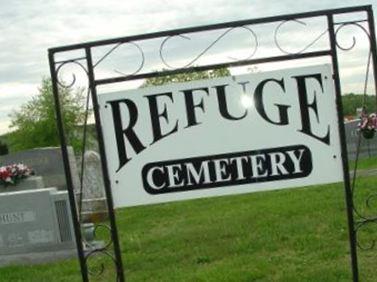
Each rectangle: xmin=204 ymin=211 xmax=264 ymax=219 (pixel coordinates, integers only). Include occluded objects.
xmin=358 ymin=112 xmax=377 ymax=139
xmin=0 ymin=163 xmax=34 ymax=187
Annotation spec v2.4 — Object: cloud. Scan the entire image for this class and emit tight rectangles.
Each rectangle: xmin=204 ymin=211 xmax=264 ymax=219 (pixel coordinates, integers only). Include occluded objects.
xmin=0 ymin=83 xmax=39 ymax=129
xmin=0 ymin=82 xmax=38 ymax=100
xmin=0 ymin=0 xmax=376 ymax=135
xmin=0 ymin=120 xmax=12 ymax=135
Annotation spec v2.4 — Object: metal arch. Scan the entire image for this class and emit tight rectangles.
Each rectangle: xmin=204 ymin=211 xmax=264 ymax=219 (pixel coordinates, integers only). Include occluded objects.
xmin=47 ymin=5 xmax=377 ymax=282
xmin=48 ymin=5 xmax=371 ymax=53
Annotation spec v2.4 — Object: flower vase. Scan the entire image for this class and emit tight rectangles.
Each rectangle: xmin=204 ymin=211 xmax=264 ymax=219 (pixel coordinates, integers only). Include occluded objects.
xmin=362 ymin=129 xmax=375 ymax=139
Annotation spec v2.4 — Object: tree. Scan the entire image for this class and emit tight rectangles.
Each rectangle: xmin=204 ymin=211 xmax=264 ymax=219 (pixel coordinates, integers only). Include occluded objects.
xmin=342 ymin=93 xmax=376 ymax=117
xmin=8 ymin=78 xmax=88 ymax=153
xmin=0 ymin=140 xmax=9 ymax=155
xmin=141 ymin=68 xmax=231 ymax=87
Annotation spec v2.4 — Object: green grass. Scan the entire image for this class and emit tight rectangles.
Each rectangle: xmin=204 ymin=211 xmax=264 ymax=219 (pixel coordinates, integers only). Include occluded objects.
xmin=350 ymin=156 xmax=377 ymax=170
xmin=0 ymin=163 xmax=376 ymax=281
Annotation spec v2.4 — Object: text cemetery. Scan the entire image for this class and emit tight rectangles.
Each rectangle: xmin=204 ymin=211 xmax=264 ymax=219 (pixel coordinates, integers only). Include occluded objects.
xmin=142 ymin=145 xmax=311 ymax=193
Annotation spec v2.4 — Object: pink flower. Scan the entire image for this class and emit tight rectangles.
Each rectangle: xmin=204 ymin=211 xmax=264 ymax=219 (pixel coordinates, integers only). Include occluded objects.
xmin=0 ymin=163 xmax=34 ymax=187
xmin=358 ymin=113 xmax=377 ymax=131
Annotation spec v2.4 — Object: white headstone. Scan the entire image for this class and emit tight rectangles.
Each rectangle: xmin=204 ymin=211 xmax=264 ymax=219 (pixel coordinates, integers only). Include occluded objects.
xmin=81 ymin=151 xmax=107 ymax=216
xmin=82 ymin=151 xmax=105 ymax=199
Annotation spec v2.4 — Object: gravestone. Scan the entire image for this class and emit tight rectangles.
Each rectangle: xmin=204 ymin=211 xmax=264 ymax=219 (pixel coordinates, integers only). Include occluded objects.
xmin=0 ymin=147 xmax=80 ymax=191
xmin=0 ymin=188 xmax=76 ymax=265
xmin=345 ymin=120 xmax=377 ymax=160
xmin=80 ymin=151 xmax=107 ymax=222
xmin=0 ymin=176 xmax=44 ymax=193
xmin=82 ymin=151 xmax=106 ymax=199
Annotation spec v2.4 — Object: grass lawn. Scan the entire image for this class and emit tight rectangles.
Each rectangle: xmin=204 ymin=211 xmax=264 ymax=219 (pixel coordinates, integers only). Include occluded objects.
xmin=0 ymin=161 xmax=376 ymax=281
xmin=350 ymin=156 xmax=377 ymax=170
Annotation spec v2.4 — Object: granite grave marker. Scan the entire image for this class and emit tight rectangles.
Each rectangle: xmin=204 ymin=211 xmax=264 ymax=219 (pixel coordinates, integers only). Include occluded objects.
xmin=80 ymin=151 xmax=107 ymax=221
xmin=0 ymin=147 xmax=80 ymax=191
xmin=0 ymin=188 xmax=75 ymax=257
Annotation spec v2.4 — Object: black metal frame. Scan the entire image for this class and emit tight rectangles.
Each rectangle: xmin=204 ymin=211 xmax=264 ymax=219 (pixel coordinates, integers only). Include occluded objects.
xmin=48 ymin=5 xmax=377 ymax=282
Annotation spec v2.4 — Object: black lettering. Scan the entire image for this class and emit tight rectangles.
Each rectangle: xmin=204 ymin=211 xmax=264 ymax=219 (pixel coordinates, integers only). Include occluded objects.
xmin=293 ymin=74 xmax=330 ymax=145
xmin=108 ymin=99 xmax=146 ymax=172
xmin=181 ymin=87 xmax=209 ymax=128
xmin=214 ymin=84 xmax=247 ymax=120
xmin=254 ymin=78 xmax=290 ymax=125
xmin=146 ymin=92 xmax=179 ymax=144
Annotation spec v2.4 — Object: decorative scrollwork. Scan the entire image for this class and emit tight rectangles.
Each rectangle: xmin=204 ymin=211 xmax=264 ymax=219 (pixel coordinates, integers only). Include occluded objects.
xmin=92 ymin=224 xmax=113 ymax=249
xmin=56 ymin=59 xmax=89 ymax=88
xmin=350 ymin=130 xmax=376 ymax=223
xmin=83 ymin=223 xmax=119 ymax=279
xmin=159 ymin=26 xmax=258 ymax=69
xmin=274 ymin=19 xmax=328 ymax=55
xmin=352 ymin=179 xmax=377 ymax=222
xmin=85 ymin=248 xmax=118 ymax=278
xmin=353 ymin=190 xmax=377 ymax=251
xmin=366 ymin=192 xmax=377 ymax=209
xmin=93 ymin=41 xmax=145 ymax=77
xmin=355 ymin=219 xmax=377 ymax=250
xmin=335 ymin=22 xmax=370 ymax=51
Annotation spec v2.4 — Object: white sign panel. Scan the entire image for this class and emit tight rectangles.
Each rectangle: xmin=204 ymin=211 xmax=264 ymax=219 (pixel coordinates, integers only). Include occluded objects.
xmin=98 ymin=64 xmax=343 ymax=208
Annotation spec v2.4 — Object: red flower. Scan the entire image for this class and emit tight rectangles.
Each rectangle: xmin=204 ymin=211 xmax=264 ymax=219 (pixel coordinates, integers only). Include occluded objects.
xmin=0 ymin=163 xmax=34 ymax=187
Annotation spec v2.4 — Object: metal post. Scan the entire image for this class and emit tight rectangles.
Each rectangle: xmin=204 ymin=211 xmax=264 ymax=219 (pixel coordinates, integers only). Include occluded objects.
xmin=48 ymin=51 xmax=89 ymax=282
xmin=366 ymin=6 xmax=377 ymax=107
xmin=85 ymin=47 xmax=125 ymax=282
xmin=327 ymin=14 xmax=359 ymax=282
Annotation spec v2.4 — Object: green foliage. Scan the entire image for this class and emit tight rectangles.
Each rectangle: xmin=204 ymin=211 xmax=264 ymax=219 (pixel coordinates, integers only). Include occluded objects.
xmin=342 ymin=93 xmax=376 ymax=117
xmin=8 ymin=78 xmax=88 ymax=153
xmin=0 ymin=140 xmax=9 ymax=155
xmin=141 ymin=68 xmax=231 ymax=87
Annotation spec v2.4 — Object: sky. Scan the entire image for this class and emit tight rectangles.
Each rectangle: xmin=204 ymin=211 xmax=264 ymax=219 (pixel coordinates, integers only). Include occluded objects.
xmin=0 ymin=0 xmax=376 ymax=135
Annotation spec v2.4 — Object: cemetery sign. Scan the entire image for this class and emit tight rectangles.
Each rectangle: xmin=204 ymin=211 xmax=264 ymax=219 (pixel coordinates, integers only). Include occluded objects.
xmin=99 ymin=65 xmax=343 ymax=207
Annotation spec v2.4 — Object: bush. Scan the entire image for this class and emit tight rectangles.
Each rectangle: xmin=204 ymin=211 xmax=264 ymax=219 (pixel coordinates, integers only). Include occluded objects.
xmin=0 ymin=140 xmax=9 ymax=155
